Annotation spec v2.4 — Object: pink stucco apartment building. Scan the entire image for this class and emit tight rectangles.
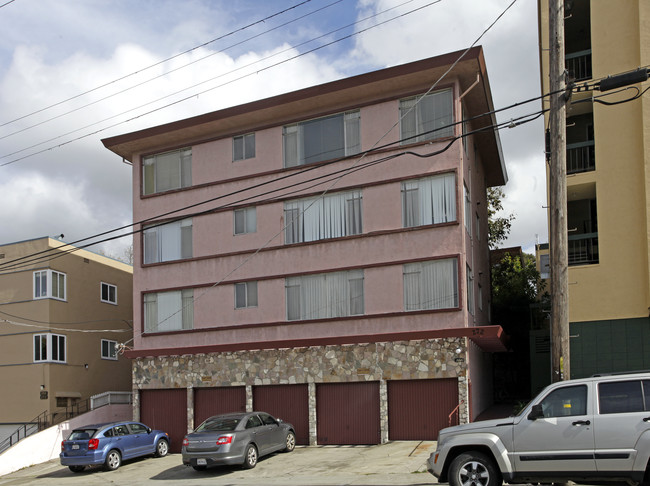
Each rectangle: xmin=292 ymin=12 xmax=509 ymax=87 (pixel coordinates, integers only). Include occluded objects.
xmin=102 ymin=46 xmax=507 ymax=451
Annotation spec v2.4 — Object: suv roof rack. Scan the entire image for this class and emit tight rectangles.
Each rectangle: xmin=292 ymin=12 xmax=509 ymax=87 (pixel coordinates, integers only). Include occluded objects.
xmin=591 ymin=370 xmax=650 ymax=377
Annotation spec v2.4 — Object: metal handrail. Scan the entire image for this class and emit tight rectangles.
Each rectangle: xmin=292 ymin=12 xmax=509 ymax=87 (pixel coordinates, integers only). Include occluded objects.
xmin=0 ymin=391 xmax=132 ymax=455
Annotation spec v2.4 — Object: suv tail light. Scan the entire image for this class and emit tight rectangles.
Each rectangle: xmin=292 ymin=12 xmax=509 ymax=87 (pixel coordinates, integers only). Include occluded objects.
xmin=216 ymin=436 xmax=232 ymax=445
xmin=61 ymin=441 xmax=65 ymax=452
xmin=88 ymin=438 xmax=99 ymax=450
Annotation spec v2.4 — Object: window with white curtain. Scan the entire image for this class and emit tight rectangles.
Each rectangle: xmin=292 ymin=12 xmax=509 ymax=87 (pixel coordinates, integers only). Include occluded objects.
xmin=283 ymin=110 xmax=360 ymax=167
xmin=400 ymin=89 xmax=453 ymax=144
xmin=464 ymin=183 xmax=472 ymax=236
xmin=143 ymin=218 xmax=192 ymax=264
xmin=403 ymin=258 xmax=458 ymax=311
xmin=144 ymin=289 xmax=194 ymax=333
xmin=33 ymin=269 xmax=66 ymax=301
xmin=402 ymin=173 xmax=456 ymax=227
xmin=466 ymin=265 xmax=475 ymax=315
xmin=285 ymin=190 xmax=362 ymax=244
xmin=234 ymin=207 xmax=256 ymax=235
xmin=142 ymin=148 xmax=192 ymax=195
xmin=235 ymin=281 xmax=258 ymax=308
xmin=286 ymin=270 xmax=364 ymax=321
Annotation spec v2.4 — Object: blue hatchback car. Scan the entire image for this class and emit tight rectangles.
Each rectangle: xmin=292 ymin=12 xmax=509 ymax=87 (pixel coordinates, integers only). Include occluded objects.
xmin=60 ymin=421 xmax=169 ymax=472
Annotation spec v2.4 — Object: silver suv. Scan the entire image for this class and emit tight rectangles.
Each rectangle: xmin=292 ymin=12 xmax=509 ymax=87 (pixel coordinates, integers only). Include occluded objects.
xmin=428 ymin=372 xmax=650 ymax=486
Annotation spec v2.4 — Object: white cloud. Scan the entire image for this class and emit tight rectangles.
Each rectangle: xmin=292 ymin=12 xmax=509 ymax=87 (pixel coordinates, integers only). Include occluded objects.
xmin=0 ymin=0 xmax=548 ymax=260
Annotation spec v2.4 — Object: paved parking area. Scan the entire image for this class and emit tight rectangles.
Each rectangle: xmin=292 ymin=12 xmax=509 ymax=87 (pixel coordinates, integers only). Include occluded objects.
xmin=0 ymin=441 xmax=438 ymax=486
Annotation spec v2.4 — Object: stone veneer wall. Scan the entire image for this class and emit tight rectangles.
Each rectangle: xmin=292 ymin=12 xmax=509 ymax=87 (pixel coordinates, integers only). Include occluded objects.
xmin=132 ymin=337 xmax=469 ymax=444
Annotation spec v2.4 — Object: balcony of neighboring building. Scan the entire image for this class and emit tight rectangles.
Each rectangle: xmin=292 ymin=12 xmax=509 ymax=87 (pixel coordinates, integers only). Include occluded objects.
xmin=565 ymin=0 xmax=592 ymax=82
xmin=566 ymin=111 xmax=594 ymax=175
xmin=567 ymin=184 xmax=598 ymax=266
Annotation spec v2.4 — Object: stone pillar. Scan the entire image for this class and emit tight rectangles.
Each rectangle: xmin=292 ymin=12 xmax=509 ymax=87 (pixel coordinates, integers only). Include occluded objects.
xmin=246 ymin=385 xmax=253 ymax=412
xmin=132 ymin=387 xmax=140 ymax=422
xmin=187 ymin=386 xmax=194 ymax=432
xmin=308 ymin=382 xmax=317 ymax=445
xmin=379 ymin=379 xmax=389 ymax=443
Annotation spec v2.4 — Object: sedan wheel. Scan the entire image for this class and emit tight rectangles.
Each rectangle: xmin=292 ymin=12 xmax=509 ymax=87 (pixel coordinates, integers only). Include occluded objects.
xmin=155 ymin=439 xmax=169 ymax=457
xmin=242 ymin=444 xmax=258 ymax=469
xmin=284 ymin=431 xmax=296 ymax=452
xmin=104 ymin=449 xmax=122 ymax=471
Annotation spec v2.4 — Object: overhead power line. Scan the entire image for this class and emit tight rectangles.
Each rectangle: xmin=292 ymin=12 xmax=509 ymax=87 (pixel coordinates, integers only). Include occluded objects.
xmin=0 ymin=0 xmax=316 ymax=130
xmin=0 ymin=0 xmax=442 ymax=167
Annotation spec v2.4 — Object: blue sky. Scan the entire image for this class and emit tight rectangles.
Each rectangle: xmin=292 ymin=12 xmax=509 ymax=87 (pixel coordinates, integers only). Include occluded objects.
xmin=0 ymin=0 xmax=546 ymax=259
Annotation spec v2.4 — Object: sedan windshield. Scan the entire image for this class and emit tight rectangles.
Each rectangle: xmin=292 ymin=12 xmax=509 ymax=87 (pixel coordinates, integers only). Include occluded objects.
xmin=195 ymin=417 xmax=241 ymax=432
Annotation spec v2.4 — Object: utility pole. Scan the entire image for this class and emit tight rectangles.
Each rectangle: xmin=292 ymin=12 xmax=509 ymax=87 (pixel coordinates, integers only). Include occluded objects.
xmin=549 ymin=0 xmax=570 ymax=382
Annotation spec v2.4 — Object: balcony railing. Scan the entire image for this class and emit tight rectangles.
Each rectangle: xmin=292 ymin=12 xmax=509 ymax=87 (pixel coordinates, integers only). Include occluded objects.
xmin=568 ymin=233 xmax=598 ymax=265
xmin=566 ymin=49 xmax=592 ymax=81
xmin=567 ymin=140 xmax=595 ymax=174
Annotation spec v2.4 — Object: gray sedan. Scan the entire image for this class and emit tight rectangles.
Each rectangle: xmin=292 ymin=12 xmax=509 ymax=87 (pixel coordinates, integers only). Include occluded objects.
xmin=182 ymin=412 xmax=296 ymax=470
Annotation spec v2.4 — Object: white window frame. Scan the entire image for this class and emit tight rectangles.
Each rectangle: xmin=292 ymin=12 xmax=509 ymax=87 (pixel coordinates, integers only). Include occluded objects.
xmin=283 ymin=110 xmax=360 ymax=167
xmin=402 ymin=173 xmax=457 ymax=228
xmin=285 ymin=270 xmax=364 ymax=321
xmin=233 ymin=133 xmax=255 ymax=161
xmin=33 ymin=333 xmax=66 ymax=363
xmin=235 ymin=281 xmax=258 ymax=309
xmin=143 ymin=289 xmax=194 ymax=333
xmin=464 ymin=183 xmax=472 ymax=236
xmin=101 ymin=339 xmax=118 ymax=360
xmin=234 ymin=207 xmax=257 ymax=235
xmin=466 ymin=265 xmax=475 ymax=315
xmin=33 ymin=269 xmax=66 ymax=301
xmin=142 ymin=147 xmax=192 ymax=195
xmin=101 ymin=282 xmax=117 ymax=305
xmin=284 ymin=190 xmax=363 ymax=244
xmin=399 ymin=88 xmax=454 ymax=144
xmin=403 ymin=258 xmax=459 ymax=311
xmin=143 ymin=218 xmax=193 ymax=264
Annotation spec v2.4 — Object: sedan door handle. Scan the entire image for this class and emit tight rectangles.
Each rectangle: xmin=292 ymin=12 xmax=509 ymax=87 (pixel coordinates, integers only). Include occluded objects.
xmin=643 ymin=417 xmax=650 ymax=422
xmin=572 ymin=420 xmax=591 ymax=426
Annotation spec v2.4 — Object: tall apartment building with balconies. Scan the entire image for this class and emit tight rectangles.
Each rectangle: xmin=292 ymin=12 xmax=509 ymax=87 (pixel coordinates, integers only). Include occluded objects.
xmin=103 ymin=47 xmax=507 ymax=451
xmin=538 ymin=0 xmax=650 ymax=377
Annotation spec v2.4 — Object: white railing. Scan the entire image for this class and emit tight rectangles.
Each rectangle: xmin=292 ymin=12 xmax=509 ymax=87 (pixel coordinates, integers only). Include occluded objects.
xmin=90 ymin=391 xmax=133 ymax=410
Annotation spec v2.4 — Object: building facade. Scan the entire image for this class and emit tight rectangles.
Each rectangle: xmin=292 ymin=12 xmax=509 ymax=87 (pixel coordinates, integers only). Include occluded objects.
xmin=0 ymin=237 xmax=133 ymax=426
xmin=103 ymin=47 xmax=507 ymax=451
xmin=538 ymin=0 xmax=650 ymax=377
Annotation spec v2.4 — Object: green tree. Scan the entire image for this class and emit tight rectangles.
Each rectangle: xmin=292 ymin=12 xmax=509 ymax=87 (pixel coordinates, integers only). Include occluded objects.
xmin=487 ymin=187 xmax=515 ymax=249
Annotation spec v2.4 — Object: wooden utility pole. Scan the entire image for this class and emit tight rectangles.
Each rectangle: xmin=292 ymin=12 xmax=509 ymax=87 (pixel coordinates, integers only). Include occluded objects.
xmin=549 ymin=0 xmax=570 ymax=381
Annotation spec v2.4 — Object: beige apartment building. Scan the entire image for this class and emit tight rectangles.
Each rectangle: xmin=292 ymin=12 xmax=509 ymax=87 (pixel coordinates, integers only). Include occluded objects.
xmin=538 ymin=0 xmax=650 ymax=377
xmin=0 ymin=237 xmax=133 ymax=427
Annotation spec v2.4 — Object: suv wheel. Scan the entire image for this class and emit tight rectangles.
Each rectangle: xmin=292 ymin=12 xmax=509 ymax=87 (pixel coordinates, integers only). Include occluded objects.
xmin=449 ymin=451 xmax=502 ymax=486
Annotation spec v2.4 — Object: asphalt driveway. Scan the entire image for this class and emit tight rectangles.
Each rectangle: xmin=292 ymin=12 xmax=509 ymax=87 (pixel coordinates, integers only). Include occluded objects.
xmin=0 ymin=441 xmax=438 ymax=486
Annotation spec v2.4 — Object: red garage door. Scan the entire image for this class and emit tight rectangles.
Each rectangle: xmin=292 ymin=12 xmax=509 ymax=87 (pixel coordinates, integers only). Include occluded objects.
xmin=194 ymin=386 xmax=246 ymax=426
xmin=253 ymin=384 xmax=309 ymax=445
xmin=388 ymin=378 xmax=458 ymax=440
xmin=316 ymin=382 xmax=380 ymax=445
xmin=140 ymin=389 xmax=187 ymax=453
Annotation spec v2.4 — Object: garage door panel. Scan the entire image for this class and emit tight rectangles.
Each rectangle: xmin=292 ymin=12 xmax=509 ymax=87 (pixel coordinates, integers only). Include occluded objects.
xmin=388 ymin=378 xmax=458 ymax=440
xmin=253 ymin=384 xmax=309 ymax=445
xmin=194 ymin=386 xmax=246 ymax=426
xmin=317 ymin=382 xmax=380 ymax=445
xmin=140 ymin=389 xmax=187 ymax=454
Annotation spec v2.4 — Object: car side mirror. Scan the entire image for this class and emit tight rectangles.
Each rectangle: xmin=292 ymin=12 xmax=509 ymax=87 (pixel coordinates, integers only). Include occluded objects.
xmin=147 ymin=427 xmax=152 ymax=434
xmin=528 ymin=404 xmax=544 ymax=420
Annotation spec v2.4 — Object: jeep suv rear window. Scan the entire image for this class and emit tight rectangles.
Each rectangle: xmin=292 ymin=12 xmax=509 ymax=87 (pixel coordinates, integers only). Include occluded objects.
xmin=599 ymin=380 xmax=645 ymax=414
